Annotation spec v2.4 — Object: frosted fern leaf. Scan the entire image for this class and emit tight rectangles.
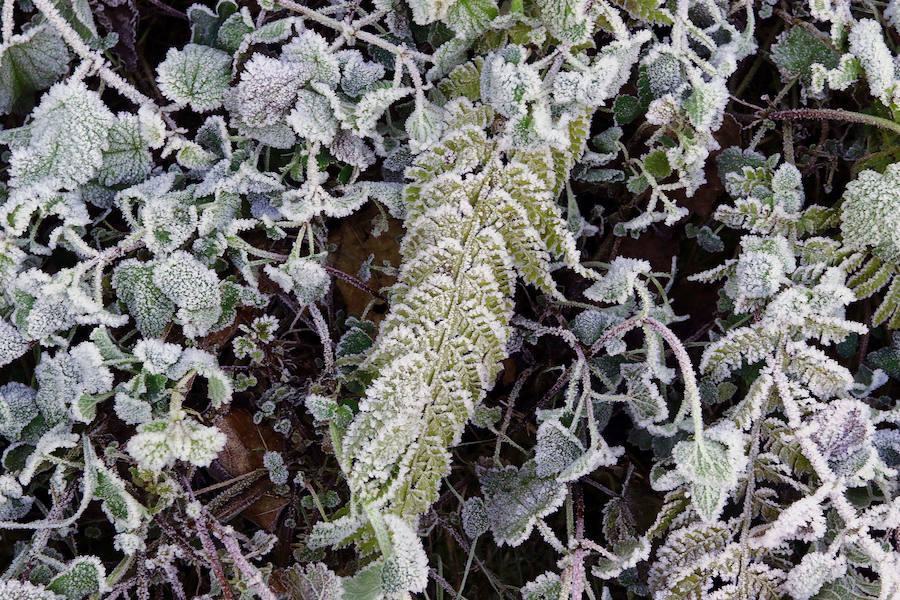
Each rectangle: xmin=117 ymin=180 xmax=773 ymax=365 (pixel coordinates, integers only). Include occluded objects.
xmin=157 ymin=44 xmax=231 ymax=112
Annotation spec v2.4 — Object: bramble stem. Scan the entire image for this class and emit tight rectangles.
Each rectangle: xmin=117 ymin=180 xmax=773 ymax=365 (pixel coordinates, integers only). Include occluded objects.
xmin=276 ymin=0 xmax=433 ymax=63
xmin=769 ymin=108 xmax=900 ymax=135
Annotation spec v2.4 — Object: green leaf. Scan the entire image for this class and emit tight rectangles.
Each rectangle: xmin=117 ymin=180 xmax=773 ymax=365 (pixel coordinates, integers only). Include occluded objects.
xmin=112 ymin=259 xmax=175 ymax=338
xmin=537 ymin=0 xmax=594 ymax=45
xmin=216 ymin=11 xmax=253 ymax=53
xmin=610 ymin=0 xmax=672 ymax=23
xmin=613 ymin=95 xmax=642 ymax=125
xmin=340 ymin=561 xmax=382 ymax=600
xmin=156 ymin=44 xmax=231 ymax=112
xmin=444 ymin=0 xmax=499 ymax=39
xmin=47 ymin=557 xmax=106 ymax=599
xmin=867 ymin=333 xmax=900 ymax=380
xmin=0 ymin=24 xmax=69 ymax=115
xmin=188 ymin=0 xmax=238 ymax=46
xmin=644 ymin=149 xmax=672 ymax=178
xmin=771 ymin=26 xmax=840 ymax=87
xmin=96 ymin=114 xmax=152 ymax=186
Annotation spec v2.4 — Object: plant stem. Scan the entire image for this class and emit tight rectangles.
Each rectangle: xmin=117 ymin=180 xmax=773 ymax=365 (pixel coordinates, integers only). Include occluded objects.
xmin=276 ymin=0 xmax=432 ymax=63
xmin=769 ymin=108 xmax=900 ymax=135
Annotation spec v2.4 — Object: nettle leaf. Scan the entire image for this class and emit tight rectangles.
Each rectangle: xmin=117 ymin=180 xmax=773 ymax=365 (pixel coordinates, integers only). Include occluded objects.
xmin=585 ymin=257 xmax=650 ymax=304
xmin=771 ymin=27 xmax=840 ymax=88
xmin=478 ymin=460 xmax=567 ymax=546
xmin=47 ymin=556 xmax=107 ymax=599
xmin=0 ymin=318 xmax=31 ymax=369
xmin=280 ymin=562 xmax=344 ymax=600
xmin=0 ymin=24 xmax=70 ymax=115
xmin=188 ymin=0 xmax=238 ymax=46
xmin=264 ymin=256 xmax=330 ymax=306
xmin=157 ymin=44 xmax=232 ymax=112
xmin=672 ymin=438 xmax=737 ymax=521
xmin=866 ymin=333 xmax=900 ymax=380
xmin=444 ymin=0 xmax=499 ymax=39
xmin=537 ymin=0 xmax=594 ymax=45
xmin=521 ymin=572 xmax=562 ymax=600
xmin=9 ymin=80 xmax=114 ymax=190
xmin=0 ymin=580 xmax=63 ymax=600
xmin=112 ymin=259 xmax=175 ymax=338
xmin=96 ymin=114 xmax=153 ymax=186
xmin=288 ymin=89 xmax=339 ymax=145
xmin=0 ymin=382 xmax=38 ymax=441
xmin=152 ymin=251 xmax=223 ymax=338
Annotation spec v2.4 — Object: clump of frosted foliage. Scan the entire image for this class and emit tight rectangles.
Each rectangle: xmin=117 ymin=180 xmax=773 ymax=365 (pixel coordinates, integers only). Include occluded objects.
xmin=841 ymin=163 xmax=900 ymax=261
xmin=1 ymin=0 xmax=900 ymax=598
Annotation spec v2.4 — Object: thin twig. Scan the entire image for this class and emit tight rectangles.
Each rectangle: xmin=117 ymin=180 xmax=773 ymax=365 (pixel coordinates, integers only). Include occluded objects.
xmin=276 ymin=0 xmax=432 ymax=63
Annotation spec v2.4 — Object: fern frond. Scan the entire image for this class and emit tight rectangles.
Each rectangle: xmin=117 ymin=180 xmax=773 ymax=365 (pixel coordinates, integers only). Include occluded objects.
xmin=341 ymin=104 xmax=595 ymax=524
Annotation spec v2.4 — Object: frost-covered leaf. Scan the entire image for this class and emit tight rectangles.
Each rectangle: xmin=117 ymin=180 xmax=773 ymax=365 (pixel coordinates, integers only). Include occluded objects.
xmin=112 ymin=259 xmax=175 ymax=338
xmin=0 ymin=580 xmax=63 ymax=600
xmin=444 ymin=0 xmax=498 ymax=39
xmin=280 ymin=562 xmax=344 ymax=600
xmin=841 ymin=163 xmax=900 ymax=263
xmin=288 ymin=89 xmax=339 ymax=145
xmin=521 ymin=572 xmax=562 ymax=600
xmin=264 ymin=257 xmax=330 ymax=306
xmin=127 ymin=413 xmax=226 ymax=471
xmin=0 ymin=318 xmax=30 ymax=368
xmin=152 ymin=251 xmax=222 ymax=338
xmin=281 ymin=29 xmax=340 ymax=85
xmin=157 ymin=44 xmax=231 ymax=112
xmin=771 ymin=27 xmax=840 ymax=88
xmin=585 ymin=257 xmax=650 ymax=304
xmin=537 ymin=0 xmax=594 ymax=45
xmin=96 ymin=114 xmax=153 ymax=186
xmin=672 ymin=437 xmax=738 ymax=521
xmin=0 ymin=382 xmax=38 ymax=441
xmin=380 ymin=515 xmax=429 ymax=596
xmin=47 ymin=556 xmax=107 ymax=599
xmin=0 ymin=24 xmax=69 ymax=115
xmin=478 ymin=460 xmax=567 ymax=546
xmin=8 ymin=80 xmax=114 ymax=190
xmin=784 ymin=552 xmax=847 ymax=600
xmin=461 ymin=496 xmax=489 ymax=539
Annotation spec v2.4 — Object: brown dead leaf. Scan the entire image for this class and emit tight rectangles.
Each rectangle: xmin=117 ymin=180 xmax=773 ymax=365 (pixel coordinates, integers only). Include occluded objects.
xmin=327 ymin=203 xmax=402 ymax=324
xmin=212 ymin=408 xmax=288 ymax=531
